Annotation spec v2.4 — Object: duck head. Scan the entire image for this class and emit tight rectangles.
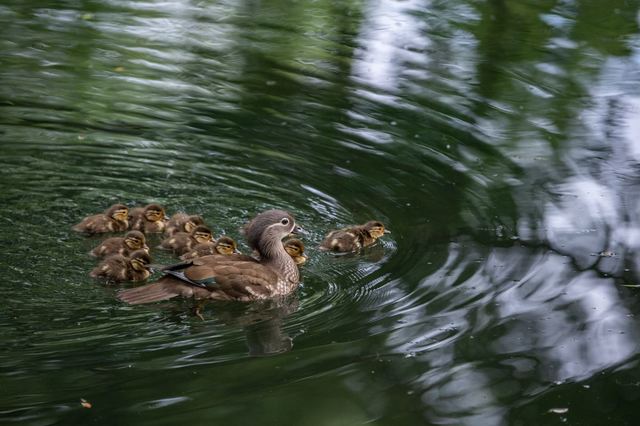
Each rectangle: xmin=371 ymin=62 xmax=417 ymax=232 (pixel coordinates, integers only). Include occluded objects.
xmin=245 ymin=209 xmax=299 ymax=258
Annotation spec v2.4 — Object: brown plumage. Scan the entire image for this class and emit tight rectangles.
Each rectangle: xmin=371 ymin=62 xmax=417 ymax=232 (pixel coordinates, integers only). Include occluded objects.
xmin=284 ymin=239 xmax=307 ymax=265
xmin=164 ymin=213 xmax=205 ymax=236
xmin=117 ymin=209 xmax=302 ymax=304
xmin=72 ymin=204 xmax=129 ymax=234
xmin=90 ymin=230 xmax=149 ymax=258
xmin=90 ymin=249 xmax=152 ymax=282
xmin=179 ymin=236 xmax=238 ymax=260
xmin=129 ymin=204 xmax=168 ymax=233
xmin=319 ymin=221 xmax=389 ymax=252
xmin=160 ymin=225 xmax=214 ymax=256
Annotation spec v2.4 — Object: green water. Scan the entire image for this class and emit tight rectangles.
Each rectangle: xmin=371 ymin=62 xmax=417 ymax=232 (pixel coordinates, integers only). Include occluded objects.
xmin=2 ymin=0 xmax=640 ymax=424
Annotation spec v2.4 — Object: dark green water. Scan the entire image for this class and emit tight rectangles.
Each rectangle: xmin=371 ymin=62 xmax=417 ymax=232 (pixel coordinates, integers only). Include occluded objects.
xmin=2 ymin=0 xmax=640 ymax=424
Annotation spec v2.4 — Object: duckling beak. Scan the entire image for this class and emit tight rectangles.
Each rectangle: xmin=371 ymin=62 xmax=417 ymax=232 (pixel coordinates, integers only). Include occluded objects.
xmin=384 ymin=229 xmax=391 ymax=234
xmin=233 ymin=248 xmax=241 ymax=254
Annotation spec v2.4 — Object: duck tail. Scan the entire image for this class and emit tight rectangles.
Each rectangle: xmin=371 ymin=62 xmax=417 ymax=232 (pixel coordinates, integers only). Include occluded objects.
xmin=117 ymin=279 xmax=181 ymax=305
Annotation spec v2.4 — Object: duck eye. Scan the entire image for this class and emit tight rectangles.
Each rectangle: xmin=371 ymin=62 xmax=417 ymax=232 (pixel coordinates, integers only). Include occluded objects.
xmin=281 ymin=218 xmax=289 ymax=225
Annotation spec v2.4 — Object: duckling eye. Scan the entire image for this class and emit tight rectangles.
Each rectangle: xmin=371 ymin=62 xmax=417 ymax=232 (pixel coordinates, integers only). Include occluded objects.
xmin=281 ymin=218 xmax=289 ymax=225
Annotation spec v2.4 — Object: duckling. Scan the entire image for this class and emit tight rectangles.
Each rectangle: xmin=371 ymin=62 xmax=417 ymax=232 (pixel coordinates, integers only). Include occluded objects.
xmin=118 ymin=209 xmax=302 ymax=304
xmin=284 ymin=238 xmax=307 ymax=265
xmin=179 ymin=236 xmax=239 ymax=260
xmin=72 ymin=204 xmax=129 ymax=234
xmin=90 ymin=249 xmax=152 ymax=282
xmin=319 ymin=220 xmax=389 ymax=252
xmin=90 ymin=230 xmax=149 ymax=258
xmin=160 ymin=225 xmax=214 ymax=256
xmin=129 ymin=204 xmax=168 ymax=233
xmin=164 ymin=213 xmax=205 ymax=236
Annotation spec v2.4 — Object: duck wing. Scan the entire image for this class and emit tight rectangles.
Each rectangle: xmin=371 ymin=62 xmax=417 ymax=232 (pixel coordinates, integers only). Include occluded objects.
xmin=117 ymin=256 xmax=278 ymax=304
xmin=117 ymin=276 xmax=210 ymax=305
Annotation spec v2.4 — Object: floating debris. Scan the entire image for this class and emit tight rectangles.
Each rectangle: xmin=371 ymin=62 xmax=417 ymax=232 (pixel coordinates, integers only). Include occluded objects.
xmin=591 ymin=250 xmax=616 ymax=257
xmin=547 ymin=407 xmax=568 ymax=414
xmin=80 ymin=398 xmax=92 ymax=409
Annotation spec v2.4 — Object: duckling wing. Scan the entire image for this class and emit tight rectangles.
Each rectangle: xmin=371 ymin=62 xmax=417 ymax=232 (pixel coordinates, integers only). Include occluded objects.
xmin=90 ymin=255 xmax=128 ymax=280
xmin=319 ymin=230 xmax=360 ymax=252
xmin=73 ymin=214 xmax=107 ymax=234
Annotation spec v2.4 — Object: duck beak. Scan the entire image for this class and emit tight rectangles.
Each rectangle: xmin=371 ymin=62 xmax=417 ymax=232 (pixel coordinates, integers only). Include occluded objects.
xmin=292 ymin=225 xmax=306 ymax=235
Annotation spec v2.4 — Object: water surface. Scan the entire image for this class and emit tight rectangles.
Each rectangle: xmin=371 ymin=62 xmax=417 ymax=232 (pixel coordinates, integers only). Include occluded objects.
xmin=2 ymin=0 xmax=640 ymax=425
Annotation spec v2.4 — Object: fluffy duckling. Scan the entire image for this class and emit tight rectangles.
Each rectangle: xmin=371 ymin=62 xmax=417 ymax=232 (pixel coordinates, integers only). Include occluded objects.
xmin=319 ymin=221 xmax=389 ymax=252
xmin=284 ymin=238 xmax=307 ymax=265
xmin=90 ymin=249 xmax=152 ymax=282
xmin=164 ymin=213 xmax=205 ymax=236
xmin=160 ymin=225 xmax=214 ymax=256
xmin=90 ymin=230 xmax=149 ymax=258
xmin=72 ymin=204 xmax=129 ymax=234
xmin=129 ymin=204 xmax=168 ymax=233
xmin=179 ymin=236 xmax=239 ymax=260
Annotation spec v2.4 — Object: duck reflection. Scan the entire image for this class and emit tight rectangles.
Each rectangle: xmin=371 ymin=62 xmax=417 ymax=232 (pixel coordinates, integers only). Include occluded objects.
xmin=205 ymin=296 xmax=299 ymax=356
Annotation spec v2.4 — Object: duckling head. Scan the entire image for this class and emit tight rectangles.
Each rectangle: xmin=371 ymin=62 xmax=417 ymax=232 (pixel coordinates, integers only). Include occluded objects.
xmin=184 ymin=215 xmax=205 ymax=233
xmin=123 ymin=231 xmax=147 ymax=251
xmin=106 ymin=204 xmax=129 ymax=222
xmin=364 ymin=221 xmax=388 ymax=239
xmin=215 ymin=236 xmax=238 ymax=255
xmin=284 ymin=238 xmax=307 ymax=265
xmin=129 ymin=249 xmax=152 ymax=272
xmin=192 ymin=225 xmax=214 ymax=244
xmin=144 ymin=204 xmax=167 ymax=222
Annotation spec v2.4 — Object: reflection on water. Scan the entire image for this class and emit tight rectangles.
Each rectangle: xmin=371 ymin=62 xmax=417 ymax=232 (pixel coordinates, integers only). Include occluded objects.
xmin=1 ymin=0 xmax=640 ymax=425
xmin=213 ymin=297 xmax=299 ymax=356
